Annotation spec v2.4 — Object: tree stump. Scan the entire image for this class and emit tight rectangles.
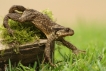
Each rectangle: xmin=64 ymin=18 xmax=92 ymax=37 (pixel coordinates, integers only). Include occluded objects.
xmin=0 ymin=39 xmax=54 ymax=68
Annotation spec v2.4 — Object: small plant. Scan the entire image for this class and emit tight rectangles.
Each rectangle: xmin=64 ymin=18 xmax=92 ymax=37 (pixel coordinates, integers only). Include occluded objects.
xmin=41 ymin=9 xmax=55 ymax=21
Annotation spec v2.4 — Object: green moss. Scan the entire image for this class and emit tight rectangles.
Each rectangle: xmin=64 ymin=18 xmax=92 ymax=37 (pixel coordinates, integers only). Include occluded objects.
xmin=2 ymin=20 xmax=46 ymax=45
xmin=41 ymin=9 xmax=55 ymax=21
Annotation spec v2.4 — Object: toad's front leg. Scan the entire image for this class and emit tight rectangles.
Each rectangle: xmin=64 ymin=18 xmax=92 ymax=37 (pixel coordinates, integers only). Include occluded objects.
xmin=59 ymin=38 xmax=86 ymax=54
xmin=44 ymin=35 xmax=56 ymax=66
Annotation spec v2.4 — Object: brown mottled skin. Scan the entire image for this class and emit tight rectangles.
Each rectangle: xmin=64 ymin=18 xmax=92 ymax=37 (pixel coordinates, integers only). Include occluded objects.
xmin=3 ymin=5 xmax=85 ymax=66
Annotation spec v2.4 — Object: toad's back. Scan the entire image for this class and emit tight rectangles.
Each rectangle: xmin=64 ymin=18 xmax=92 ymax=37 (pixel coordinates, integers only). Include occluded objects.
xmin=20 ymin=9 xmax=64 ymax=38
xmin=32 ymin=11 xmax=55 ymax=36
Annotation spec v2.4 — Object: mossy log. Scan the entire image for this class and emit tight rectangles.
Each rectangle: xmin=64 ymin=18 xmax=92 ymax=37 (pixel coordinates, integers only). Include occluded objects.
xmin=0 ymin=39 xmax=54 ymax=67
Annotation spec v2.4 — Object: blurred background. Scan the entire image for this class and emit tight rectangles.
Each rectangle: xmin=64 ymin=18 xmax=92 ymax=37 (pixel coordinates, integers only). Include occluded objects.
xmin=0 ymin=1 xmax=106 ymax=70
xmin=0 ymin=0 xmax=106 ymax=26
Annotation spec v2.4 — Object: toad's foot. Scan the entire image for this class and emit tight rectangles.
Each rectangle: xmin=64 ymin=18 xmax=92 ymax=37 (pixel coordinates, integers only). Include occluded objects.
xmin=8 ymin=28 xmax=14 ymax=36
xmin=42 ymin=58 xmax=55 ymax=67
xmin=72 ymin=49 xmax=86 ymax=55
xmin=49 ymin=62 xmax=56 ymax=67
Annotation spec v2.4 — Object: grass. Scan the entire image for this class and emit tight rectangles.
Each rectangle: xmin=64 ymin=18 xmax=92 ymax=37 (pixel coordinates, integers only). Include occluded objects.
xmin=3 ymin=21 xmax=106 ymax=71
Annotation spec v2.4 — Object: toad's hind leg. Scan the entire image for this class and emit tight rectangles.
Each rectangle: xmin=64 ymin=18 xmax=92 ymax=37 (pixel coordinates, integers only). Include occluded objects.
xmin=9 ymin=5 xmax=26 ymax=13
xmin=3 ymin=13 xmax=22 ymax=36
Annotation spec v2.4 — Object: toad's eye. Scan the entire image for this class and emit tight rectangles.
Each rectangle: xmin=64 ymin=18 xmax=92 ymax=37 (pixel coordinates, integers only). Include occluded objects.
xmin=65 ymin=28 xmax=70 ymax=32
